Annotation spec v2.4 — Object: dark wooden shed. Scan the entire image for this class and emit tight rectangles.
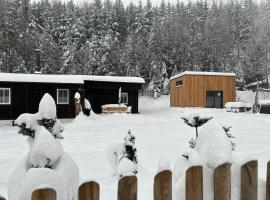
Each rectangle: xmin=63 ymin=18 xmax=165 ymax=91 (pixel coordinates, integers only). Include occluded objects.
xmin=170 ymin=71 xmax=236 ymax=108
xmin=0 ymin=73 xmax=144 ymax=122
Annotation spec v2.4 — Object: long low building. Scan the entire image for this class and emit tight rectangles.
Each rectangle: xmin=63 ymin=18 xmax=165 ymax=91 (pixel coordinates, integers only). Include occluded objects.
xmin=170 ymin=71 xmax=236 ymax=108
xmin=0 ymin=73 xmax=145 ymax=121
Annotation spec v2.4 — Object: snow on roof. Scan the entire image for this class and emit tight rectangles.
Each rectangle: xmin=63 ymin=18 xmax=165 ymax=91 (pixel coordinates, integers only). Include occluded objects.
xmin=170 ymin=71 xmax=236 ymax=80
xmin=0 ymin=73 xmax=145 ymax=84
xmin=246 ymin=80 xmax=266 ymax=88
xmin=258 ymin=100 xmax=270 ymax=105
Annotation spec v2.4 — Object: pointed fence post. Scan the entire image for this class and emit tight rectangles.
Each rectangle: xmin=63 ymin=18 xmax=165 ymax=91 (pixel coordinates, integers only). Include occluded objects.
xmin=241 ymin=160 xmax=258 ymax=200
xmin=266 ymin=161 xmax=270 ymax=200
xmin=0 ymin=197 xmax=6 ymax=200
xmin=214 ymin=163 xmax=231 ymax=200
xmin=154 ymin=170 xmax=172 ymax=200
xmin=118 ymin=176 xmax=137 ymax=200
xmin=186 ymin=166 xmax=203 ymax=200
xmin=31 ymin=188 xmax=56 ymax=200
xmin=78 ymin=181 xmax=100 ymax=200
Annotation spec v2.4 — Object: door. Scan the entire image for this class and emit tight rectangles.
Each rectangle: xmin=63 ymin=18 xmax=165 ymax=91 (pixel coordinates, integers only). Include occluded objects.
xmin=206 ymin=91 xmax=223 ymax=108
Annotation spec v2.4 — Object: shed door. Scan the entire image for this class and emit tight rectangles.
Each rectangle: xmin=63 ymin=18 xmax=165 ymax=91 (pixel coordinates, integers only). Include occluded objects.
xmin=206 ymin=91 xmax=223 ymax=108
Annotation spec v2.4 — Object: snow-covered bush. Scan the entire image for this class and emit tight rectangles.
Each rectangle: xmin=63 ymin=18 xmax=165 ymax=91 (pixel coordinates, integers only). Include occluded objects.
xmin=84 ymin=98 xmax=91 ymax=116
xmin=181 ymin=112 xmax=213 ymax=138
xmin=9 ymin=93 xmax=79 ymax=200
xmin=107 ymin=130 xmax=138 ymax=178
xmin=173 ymin=120 xmax=233 ymax=200
xmin=223 ymin=126 xmax=236 ymax=151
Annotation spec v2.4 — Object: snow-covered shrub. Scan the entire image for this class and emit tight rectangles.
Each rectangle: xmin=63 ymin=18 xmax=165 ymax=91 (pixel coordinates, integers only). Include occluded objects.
xmin=84 ymin=98 xmax=91 ymax=116
xmin=107 ymin=130 xmax=138 ymax=178
xmin=181 ymin=112 xmax=213 ymax=138
xmin=9 ymin=93 xmax=79 ymax=200
xmin=173 ymin=120 xmax=233 ymax=200
xmin=223 ymin=126 xmax=236 ymax=151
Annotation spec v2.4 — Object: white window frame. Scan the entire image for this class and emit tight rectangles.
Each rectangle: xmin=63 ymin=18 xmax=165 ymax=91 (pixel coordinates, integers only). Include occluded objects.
xmin=57 ymin=89 xmax=69 ymax=105
xmin=121 ymin=92 xmax=128 ymax=104
xmin=0 ymin=88 xmax=11 ymax=105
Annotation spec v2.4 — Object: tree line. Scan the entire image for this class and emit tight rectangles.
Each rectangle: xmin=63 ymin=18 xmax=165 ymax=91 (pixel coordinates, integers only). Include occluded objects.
xmin=0 ymin=0 xmax=270 ymax=93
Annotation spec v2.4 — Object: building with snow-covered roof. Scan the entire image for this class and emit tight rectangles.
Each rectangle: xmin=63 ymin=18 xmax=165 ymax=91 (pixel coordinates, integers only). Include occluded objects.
xmin=0 ymin=73 xmax=145 ymax=122
xmin=170 ymin=71 xmax=236 ymax=108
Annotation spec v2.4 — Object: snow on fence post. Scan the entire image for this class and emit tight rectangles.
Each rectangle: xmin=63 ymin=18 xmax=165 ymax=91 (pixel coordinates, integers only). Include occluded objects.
xmin=31 ymin=188 xmax=56 ymax=200
xmin=186 ymin=166 xmax=203 ymax=200
xmin=154 ymin=170 xmax=172 ymax=200
xmin=241 ymin=160 xmax=258 ymax=200
xmin=118 ymin=176 xmax=137 ymax=200
xmin=78 ymin=181 xmax=100 ymax=200
xmin=214 ymin=163 xmax=231 ymax=200
xmin=266 ymin=161 xmax=270 ymax=200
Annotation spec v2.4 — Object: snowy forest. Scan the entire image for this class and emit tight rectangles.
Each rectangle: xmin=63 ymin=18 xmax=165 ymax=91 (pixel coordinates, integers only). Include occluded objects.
xmin=0 ymin=0 xmax=270 ymax=87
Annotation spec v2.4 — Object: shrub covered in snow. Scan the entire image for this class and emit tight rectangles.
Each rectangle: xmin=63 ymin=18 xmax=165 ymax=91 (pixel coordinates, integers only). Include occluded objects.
xmin=9 ymin=93 xmax=79 ymax=200
xmin=84 ymin=98 xmax=91 ymax=116
xmin=107 ymin=130 xmax=138 ymax=178
xmin=181 ymin=112 xmax=213 ymax=138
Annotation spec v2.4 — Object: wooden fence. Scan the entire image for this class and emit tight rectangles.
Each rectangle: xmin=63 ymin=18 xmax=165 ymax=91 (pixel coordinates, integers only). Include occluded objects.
xmin=1 ymin=160 xmax=269 ymax=200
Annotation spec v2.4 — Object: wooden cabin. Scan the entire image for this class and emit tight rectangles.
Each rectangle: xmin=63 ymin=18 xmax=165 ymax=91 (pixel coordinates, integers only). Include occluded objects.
xmin=0 ymin=73 xmax=144 ymax=122
xmin=170 ymin=71 xmax=236 ymax=108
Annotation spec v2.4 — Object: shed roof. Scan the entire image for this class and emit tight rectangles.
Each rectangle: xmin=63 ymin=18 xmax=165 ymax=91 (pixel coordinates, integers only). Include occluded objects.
xmin=0 ymin=73 xmax=145 ymax=84
xmin=170 ymin=71 xmax=236 ymax=81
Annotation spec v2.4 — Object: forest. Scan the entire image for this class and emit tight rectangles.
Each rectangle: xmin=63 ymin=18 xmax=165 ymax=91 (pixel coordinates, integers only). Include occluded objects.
xmin=0 ymin=0 xmax=270 ymax=93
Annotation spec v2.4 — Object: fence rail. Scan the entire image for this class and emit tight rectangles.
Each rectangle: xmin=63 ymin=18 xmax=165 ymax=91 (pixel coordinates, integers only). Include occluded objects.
xmin=1 ymin=160 xmax=270 ymax=200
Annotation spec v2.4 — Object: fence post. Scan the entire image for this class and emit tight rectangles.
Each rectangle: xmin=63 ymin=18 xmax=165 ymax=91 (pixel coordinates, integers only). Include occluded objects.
xmin=78 ymin=181 xmax=100 ymax=200
xmin=186 ymin=166 xmax=203 ymax=200
xmin=241 ymin=160 xmax=258 ymax=200
xmin=118 ymin=176 xmax=137 ymax=200
xmin=31 ymin=188 xmax=56 ymax=200
xmin=154 ymin=170 xmax=172 ymax=200
xmin=214 ymin=162 xmax=231 ymax=200
xmin=267 ymin=161 xmax=270 ymax=200
xmin=0 ymin=197 xmax=6 ymax=200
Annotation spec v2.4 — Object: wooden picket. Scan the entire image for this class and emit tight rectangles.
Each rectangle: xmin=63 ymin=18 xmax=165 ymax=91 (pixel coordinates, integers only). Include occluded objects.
xmin=154 ymin=170 xmax=172 ymax=200
xmin=118 ymin=176 xmax=137 ymax=200
xmin=0 ymin=197 xmax=6 ymax=200
xmin=10 ymin=159 xmax=270 ymax=200
xmin=186 ymin=166 xmax=203 ymax=200
xmin=241 ymin=160 xmax=258 ymax=200
xmin=267 ymin=161 xmax=270 ymax=200
xmin=214 ymin=163 xmax=231 ymax=200
xmin=78 ymin=181 xmax=100 ymax=200
xmin=31 ymin=188 xmax=56 ymax=200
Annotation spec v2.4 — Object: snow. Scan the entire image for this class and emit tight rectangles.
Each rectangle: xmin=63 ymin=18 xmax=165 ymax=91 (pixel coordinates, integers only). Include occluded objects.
xmin=170 ymin=71 xmax=236 ymax=80
xmin=74 ymin=92 xmax=81 ymax=99
xmin=225 ymin=101 xmax=247 ymax=108
xmin=0 ymin=94 xmax=270 ymax=199
xmin=258 ymin=100 xmax=270 ymax=105
xmin=157 ymin=157 xmax=171 ymax=173
xmin=117 ymin=157 xmax=137 ymax=177
xmin=102 ymin=104 xmax=127 ymax=108
xmin=84 ymin=99 xmax=91 ymax=110
xmin=195 ymin=120 xmax=233 ymax=169
xmin=0 ymin=73 xmax=145 ymax=84
xmin=37 ymin=93 xmax=57 ymax=120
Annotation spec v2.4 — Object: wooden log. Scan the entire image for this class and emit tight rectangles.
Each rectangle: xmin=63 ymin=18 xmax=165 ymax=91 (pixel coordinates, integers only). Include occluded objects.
xmin=118 ymin=176 xmax=137 ymax=200
xmin=241 ymin=160 xmax=258 ymax=200
xmin=214 ymin=163 xmax=231 ymax=200
xmin=266 ymin=161 xmax=270 ymax=200
xmin=31 ymin=188 xmax=56 ymax=200
xmin=154 ymin=170 xmax=172 ymax=200
xmin=186 ymin=166 xmax=203 ymax=200
xmin=78 ymin=181 xmax=100 ymax=200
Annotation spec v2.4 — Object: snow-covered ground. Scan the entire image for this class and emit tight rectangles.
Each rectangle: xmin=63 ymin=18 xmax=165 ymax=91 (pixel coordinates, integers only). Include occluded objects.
xmin=1 ymin=94 xmax=270 ymax=199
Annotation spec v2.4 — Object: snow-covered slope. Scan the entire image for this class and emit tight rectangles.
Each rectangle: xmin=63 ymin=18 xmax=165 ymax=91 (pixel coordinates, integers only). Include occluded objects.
xmin=0 ymin=95 xmax=270 ymax=199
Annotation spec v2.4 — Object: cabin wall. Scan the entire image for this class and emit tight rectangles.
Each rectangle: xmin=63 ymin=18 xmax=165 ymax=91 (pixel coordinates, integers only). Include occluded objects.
xmin=0 ymin=82 xmax=82 ymax=120
xmin=170 ymin=75 xmax=236 ymax=107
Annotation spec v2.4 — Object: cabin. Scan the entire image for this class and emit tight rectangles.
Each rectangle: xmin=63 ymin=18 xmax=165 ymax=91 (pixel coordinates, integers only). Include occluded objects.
xmin=0 ymin=73 xmax=144 ymax=122
xmin=170 ymin=71 xmax=236 ymax=108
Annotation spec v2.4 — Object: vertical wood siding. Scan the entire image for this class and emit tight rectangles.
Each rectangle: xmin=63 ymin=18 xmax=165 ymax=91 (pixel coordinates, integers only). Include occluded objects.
xmin=170 ymin=75 xmax=236 ymax=107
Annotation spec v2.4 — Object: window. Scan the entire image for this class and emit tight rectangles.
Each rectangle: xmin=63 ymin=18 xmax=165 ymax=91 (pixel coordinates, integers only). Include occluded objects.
xmin=57 ymin=89 xmax=69 ymax=104
xmin=121 ymin=93 xmax=128 ymax=104
xmin=0 ymin=88 xmax=11 ymax=104
xmin=176 ymin=80 xmax=183 ymax=87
